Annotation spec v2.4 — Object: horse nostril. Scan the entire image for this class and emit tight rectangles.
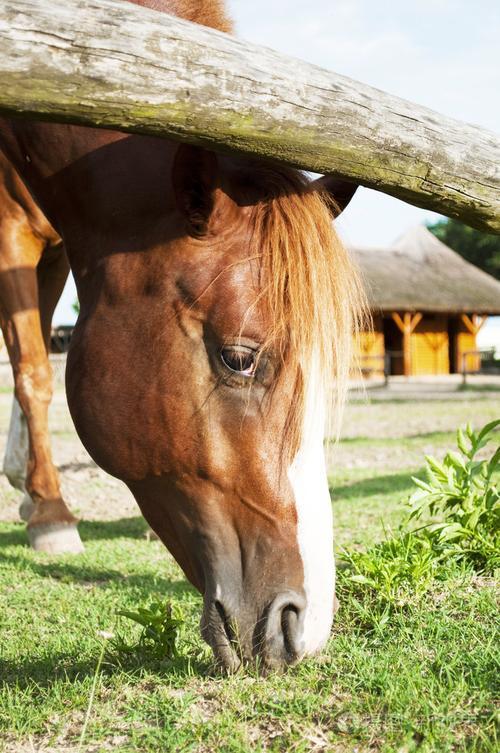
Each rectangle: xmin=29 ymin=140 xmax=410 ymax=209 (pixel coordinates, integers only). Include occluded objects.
xmin=263 ymin=591 xmax=306 ymax=666
xmin=203 ymin=592 xmax=305 ymax=671
xmin=281 ymin=604 xmax=300 ymax=660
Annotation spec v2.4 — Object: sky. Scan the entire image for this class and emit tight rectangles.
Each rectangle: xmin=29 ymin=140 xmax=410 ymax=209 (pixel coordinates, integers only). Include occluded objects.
xmin=53 ymin=0 xmax=500 ymax=326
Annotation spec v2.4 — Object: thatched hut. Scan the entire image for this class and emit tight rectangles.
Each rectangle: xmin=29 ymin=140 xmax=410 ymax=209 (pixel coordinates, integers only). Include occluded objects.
xmin=352 ymin=226 xmax=500 ymax=376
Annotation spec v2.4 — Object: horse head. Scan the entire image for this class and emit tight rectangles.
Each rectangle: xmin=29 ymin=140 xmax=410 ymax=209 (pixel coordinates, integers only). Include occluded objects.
xmin=66 ymin=142 xmax=363 ymax=671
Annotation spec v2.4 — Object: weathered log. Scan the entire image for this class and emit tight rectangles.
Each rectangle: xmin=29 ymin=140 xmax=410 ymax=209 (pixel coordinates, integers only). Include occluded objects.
xmin=0 ymin=0 xmax=499 ymax=232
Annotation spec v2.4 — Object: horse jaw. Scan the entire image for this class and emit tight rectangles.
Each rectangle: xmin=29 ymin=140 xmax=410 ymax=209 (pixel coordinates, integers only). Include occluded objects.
xmin=287 ymin=365 xmax=335 ymax=656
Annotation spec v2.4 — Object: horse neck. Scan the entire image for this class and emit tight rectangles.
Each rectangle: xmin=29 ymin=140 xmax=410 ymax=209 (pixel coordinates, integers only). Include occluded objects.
xmin=132 ymin=0 xmax=233 ymax=32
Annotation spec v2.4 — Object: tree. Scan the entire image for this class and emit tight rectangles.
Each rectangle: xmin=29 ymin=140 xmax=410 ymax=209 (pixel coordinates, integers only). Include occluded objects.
xmin=427 ymin=219 xmax=500 ymax=280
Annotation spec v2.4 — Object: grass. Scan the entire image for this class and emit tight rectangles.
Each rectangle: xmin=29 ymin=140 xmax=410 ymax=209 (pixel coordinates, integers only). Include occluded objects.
xmin=0 ymin=394 xmax=499 ymax=752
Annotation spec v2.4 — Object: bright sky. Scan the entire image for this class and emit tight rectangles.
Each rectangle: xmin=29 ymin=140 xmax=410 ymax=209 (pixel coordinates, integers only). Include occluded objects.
xmin=53 ymin=0 xmax=499 ymax=325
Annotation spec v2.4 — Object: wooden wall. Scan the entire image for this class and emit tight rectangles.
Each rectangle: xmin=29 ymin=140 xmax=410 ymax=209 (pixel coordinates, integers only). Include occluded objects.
xmin=451 ymin=316 xmax=480 ymax=373
xmin=456 ymin=331 xmax=478 ymax=372
xmin=410 ymin=315 xmax=450 ymax=375
xmin=354 ymin=312 xmax=485 ymax=377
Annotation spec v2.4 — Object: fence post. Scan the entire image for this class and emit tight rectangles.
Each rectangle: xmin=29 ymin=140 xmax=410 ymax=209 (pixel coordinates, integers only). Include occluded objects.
xmin=384 ymin=352 xmax=391 ymax=387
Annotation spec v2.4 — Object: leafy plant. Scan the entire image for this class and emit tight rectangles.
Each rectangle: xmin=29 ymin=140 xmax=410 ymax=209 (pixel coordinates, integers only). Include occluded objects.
xmin=111 ymin=600 xmax=183 ymax=661
xmin=339 ymin=420 xmax=499 ymax=615
xmin=408 ymin=419 xmax=499 ymax=572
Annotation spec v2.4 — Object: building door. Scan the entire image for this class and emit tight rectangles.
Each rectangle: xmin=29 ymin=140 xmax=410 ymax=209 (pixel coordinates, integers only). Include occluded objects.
xmin=382 ymin=317 xmax=404 ymax=375
xmin=448 ymin=317 xmax=458 ymax=373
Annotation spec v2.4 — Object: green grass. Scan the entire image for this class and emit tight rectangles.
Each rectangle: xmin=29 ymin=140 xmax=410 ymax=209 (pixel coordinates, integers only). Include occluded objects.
xmin=331 ymin=466 xmax=421 ymax=549
xmin=0 ymin=397 xmax=499 ymax=752
xmin=458 ymin=383 xmax=500 ymax=393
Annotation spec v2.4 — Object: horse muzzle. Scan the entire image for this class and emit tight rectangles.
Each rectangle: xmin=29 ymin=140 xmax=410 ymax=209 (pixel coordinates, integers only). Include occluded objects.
xmin=201 ymin=589 xmax=307 ymax=672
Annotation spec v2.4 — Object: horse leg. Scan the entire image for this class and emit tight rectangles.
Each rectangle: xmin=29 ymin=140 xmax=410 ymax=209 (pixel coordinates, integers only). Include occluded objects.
xmin=25 ymin=242 xmax=71 ymax=526
xmin=0 ymin=230 xmax=83 ymax=553
xmin=1 ymin=300 xmax=83 ymax=552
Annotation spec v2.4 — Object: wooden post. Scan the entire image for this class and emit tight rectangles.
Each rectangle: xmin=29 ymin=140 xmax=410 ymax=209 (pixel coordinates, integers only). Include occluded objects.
xmin=391 ymin=312 xmax=423 ymax=377
xmin=0 ymin=0 xmax=499 ymax=231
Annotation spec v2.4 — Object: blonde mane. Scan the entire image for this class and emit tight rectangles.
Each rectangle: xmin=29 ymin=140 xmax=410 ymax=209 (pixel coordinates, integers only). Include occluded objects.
xmin=245 ymin=165 xmax=368 ymax=454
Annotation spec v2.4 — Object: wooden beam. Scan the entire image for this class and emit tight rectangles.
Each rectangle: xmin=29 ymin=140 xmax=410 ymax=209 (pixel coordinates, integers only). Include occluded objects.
xmin=461 ymin=314 xmax=476 ymax=335
xmin=402 ymin=314 xmax=412 ymax=378
xmin=391 ymin=312 xmax=422 ymax=334
xmin=408 ymin=312 xmax=423 ymax=333
xmin=0 ymin=0 xmax=499 ymax=232
xmin=391 ymin=312 xmax=406 ymax=334
xmin=391 ymin=312 xmax=422 ymax=376
xmin=461 ymin=313 xmax=487 ymax=335
xmin=474 ymin=314 xmax=487 ymax=333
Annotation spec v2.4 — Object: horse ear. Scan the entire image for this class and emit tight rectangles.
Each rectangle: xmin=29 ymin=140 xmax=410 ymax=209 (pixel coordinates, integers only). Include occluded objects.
xmin=309 ymin=175 xmax=358 ymax=217
xmin=172 ymin=145 xmax=218 ymax=236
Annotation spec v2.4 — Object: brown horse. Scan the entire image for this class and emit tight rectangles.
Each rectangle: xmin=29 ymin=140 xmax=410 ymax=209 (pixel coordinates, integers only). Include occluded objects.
xmin=0 ymin=0 xmax=365 ymax=670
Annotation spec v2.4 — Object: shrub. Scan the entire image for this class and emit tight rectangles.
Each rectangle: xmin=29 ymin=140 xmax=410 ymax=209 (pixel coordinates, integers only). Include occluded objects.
xmin=408 ymin=419 xmax=499 ymax=572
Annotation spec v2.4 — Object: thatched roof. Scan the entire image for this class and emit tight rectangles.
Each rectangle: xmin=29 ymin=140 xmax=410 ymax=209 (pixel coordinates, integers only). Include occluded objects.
xmin=351 ymin=226 xmax=500 ymax=315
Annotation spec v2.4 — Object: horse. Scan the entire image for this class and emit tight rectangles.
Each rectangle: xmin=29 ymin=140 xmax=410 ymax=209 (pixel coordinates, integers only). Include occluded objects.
xmin=0 ymin=0 xmax=365 ymax=671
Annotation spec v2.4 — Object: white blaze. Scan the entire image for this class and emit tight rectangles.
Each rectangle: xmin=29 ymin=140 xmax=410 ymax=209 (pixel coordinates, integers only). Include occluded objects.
xmin=287 ymin=367 xmax=335 ymax=655
xmin=3 ymin=397 xmax=29 ymax=491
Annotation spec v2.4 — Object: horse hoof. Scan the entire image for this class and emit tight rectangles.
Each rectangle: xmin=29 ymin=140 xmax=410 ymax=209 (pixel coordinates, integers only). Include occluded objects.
xmin=19 ymin=493 xmax=35 ymax=522
xmin=28 ymin=523 xmax=85 ymax=554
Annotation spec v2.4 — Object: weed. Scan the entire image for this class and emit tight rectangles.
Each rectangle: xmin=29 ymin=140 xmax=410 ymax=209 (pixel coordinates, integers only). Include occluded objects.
xmin=111 ymin=600 xmax=184 ymax=661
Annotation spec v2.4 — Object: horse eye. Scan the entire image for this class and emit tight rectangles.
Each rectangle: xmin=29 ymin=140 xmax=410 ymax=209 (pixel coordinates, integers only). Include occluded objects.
xmin=221 ymin=346 xmax=256 ymax=376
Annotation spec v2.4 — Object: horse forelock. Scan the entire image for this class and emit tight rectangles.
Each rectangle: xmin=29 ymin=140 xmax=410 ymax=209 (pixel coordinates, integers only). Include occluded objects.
xmin=239 ymin=165 xmax=368 ymax=454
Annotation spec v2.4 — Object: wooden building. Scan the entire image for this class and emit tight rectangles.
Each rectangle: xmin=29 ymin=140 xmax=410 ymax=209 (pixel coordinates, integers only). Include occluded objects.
xmin=352 ymin=226 xmax=500 ymax=377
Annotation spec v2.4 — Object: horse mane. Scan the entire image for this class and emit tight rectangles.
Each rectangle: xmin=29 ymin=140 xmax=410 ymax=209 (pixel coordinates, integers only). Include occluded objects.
xmin=159 ymin=0 xmax=233 ymax=32
xmin=239 ymin=164 xmax=368 ymax=454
